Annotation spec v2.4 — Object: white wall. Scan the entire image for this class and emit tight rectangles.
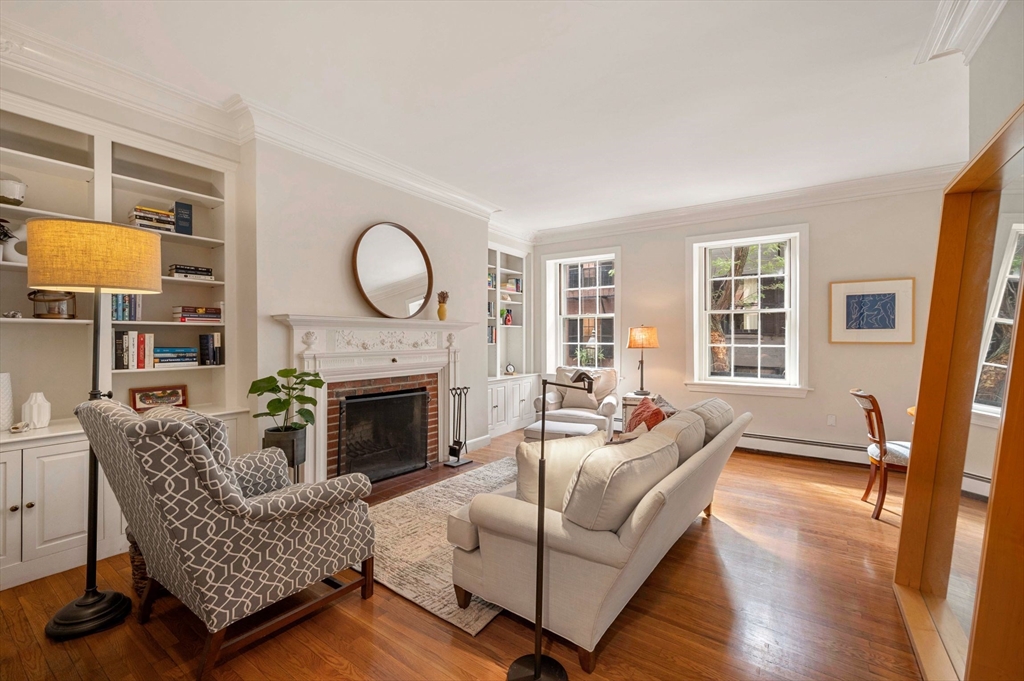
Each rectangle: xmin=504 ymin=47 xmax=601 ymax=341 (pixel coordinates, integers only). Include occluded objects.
xmin=968 ymin=0 xmax=1024 ymax=157
xmin=252 ymin=140 xmax=490 ymax=443
xmin=533 ymin=190 xmax=945 ymax=462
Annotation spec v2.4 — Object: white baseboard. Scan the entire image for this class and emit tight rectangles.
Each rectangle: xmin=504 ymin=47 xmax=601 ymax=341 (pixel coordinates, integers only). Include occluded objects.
xmin=466 ymin=434 xmax=492 ymax=452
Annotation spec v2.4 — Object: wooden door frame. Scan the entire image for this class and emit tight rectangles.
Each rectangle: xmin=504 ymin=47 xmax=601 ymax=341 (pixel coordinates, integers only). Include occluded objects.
xmin=893 ymin=102 xmax=1024 ymax=681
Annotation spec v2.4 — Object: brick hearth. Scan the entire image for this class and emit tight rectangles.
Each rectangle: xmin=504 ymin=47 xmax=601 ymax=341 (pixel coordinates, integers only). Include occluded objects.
xmin=326 ymin=374 xmax=439 ymax=479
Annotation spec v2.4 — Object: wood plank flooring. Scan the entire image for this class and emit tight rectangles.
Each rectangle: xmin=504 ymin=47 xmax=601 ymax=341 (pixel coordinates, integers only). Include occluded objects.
xmin=1 ymin=431 xmax=953 ymax=681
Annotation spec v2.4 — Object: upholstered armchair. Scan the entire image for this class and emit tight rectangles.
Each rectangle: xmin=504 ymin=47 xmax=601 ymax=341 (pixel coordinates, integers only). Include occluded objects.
xmin=76 ymin=400 xmax=375 ymax=681
xmin=533 ymin=367 xmax=619 ymax=440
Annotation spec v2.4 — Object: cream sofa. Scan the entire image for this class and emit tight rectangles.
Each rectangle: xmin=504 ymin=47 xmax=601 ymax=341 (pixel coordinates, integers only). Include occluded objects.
xmin=447 ymin=398 xmax=751 ymax=672
xmin=533 ymin=366 xmax=619 ymax=441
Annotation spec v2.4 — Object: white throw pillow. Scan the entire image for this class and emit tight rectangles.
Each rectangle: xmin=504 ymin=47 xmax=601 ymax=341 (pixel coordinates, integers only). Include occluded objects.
xmin=652 ymin=411 xmax=706 ymax=465
xmin=556 ymin=366 xmax=599 ymax=410
xmin=516 ymin=431 xmax=606 ymax=511
xmin=562 ymin=431 xmax=678 ymax=531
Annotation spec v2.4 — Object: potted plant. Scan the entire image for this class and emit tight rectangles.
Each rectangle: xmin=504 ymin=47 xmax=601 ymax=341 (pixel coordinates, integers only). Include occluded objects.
xmin=248 ymin=368 xmax=325 ymax=477
xmin=0 ymin=218 xmax=16 ymax=262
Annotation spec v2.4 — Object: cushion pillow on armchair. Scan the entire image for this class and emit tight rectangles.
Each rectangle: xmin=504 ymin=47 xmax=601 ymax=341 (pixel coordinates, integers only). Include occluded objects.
xmin=516 ymin=431 xmax=606 ymax=511
xmin=626 ymin=397 xmax=666 ymax=432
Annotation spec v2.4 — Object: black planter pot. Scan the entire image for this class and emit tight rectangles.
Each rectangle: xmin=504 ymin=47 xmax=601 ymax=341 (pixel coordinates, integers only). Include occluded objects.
xmin=263 ymin=427 xmax=307 ymax=482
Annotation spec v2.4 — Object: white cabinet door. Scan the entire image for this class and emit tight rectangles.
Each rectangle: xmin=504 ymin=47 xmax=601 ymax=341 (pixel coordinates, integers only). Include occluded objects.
xmin=0 ymin=450 xmax=21 ymax=568
xmin=519 ymin=377 xmax=536 ymax=424
xmin=494 ymin=384 xmax=508 ymax=428
xmin=487 ymin=387 xmax=495 ymax=429
xmin=22 ymin=441 xmax=101 ymax=562
xmin=510 ymin=381 xmax=523 ymax=423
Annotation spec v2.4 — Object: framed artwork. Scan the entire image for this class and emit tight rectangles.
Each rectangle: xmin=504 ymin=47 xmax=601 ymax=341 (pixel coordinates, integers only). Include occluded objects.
xmin=129 ymin=385 xmax=189 ymax=412
xmin=829 ymin=278 xmax=914 ymax=344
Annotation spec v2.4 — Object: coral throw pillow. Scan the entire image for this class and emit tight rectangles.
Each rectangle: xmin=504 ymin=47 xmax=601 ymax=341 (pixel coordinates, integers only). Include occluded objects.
xmin=626 ymin=397 xmax=666 ymax=433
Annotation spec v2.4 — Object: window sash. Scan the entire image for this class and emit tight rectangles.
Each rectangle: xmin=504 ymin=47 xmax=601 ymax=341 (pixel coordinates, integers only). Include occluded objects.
xmin=973 ymin=227 xmax=1023 ymax=412
xmin=558 ymin=258 xmax=616 ymax=368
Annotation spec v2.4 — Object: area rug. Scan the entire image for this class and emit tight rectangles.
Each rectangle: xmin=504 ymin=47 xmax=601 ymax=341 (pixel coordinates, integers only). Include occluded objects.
xmin=366 ymin=457 xmax=518 ymax=635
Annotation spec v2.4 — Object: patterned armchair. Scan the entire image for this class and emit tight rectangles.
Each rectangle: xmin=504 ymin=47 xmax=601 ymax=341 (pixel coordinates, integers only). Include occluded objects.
xmin=76 ymin=400 xmax=375 ymax=680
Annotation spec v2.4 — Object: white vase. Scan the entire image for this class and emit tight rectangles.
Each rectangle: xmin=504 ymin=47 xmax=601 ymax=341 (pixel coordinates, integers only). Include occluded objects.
xmin=22 ymin=392 xmax=51 ymax=429
xmin=2 ymin=223 xmax=28 ymax=263
xmin=0 ymin=374 xmax=12 ymax=431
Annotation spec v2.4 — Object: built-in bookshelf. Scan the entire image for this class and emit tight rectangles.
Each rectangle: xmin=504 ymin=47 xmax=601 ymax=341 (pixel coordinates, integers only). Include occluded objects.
xmin=487 ymin=244 xmax=530 ymax=379
xmin=0 ymin=107 xmax=244 ymax=430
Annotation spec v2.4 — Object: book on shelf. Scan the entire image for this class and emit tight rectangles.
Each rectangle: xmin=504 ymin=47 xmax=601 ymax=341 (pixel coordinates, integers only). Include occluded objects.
xmin=168 ymin=272 xmax=216 ymax=281
xmin=172 ymin=306 xmax=222 ymax=323
xmin=168 ymin=264 xmax=213 ymax=274
xmin=169 ymin=202 xmax=193 ymax=235
xmin=171 ymin=306 xmax=221 ymax=314
xmin=154 ymin=346 xmax=199 ymax=366
xmin=129 ymin=205 xmax=175 ymax=232
xmin=487 ymin=272 xmax=496 ymax=289
xmin=111 ymin=294 xmax=142 ymax=321
xmin=199 ymin=333 xmax=223 ymax=366
xmin=131 ymin=219 xmax=174 ymax=232
xmin=173 ymin=317 xmax=222 ymax=323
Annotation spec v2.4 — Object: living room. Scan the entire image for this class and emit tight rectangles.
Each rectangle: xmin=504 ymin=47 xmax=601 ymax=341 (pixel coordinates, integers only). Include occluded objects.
xmin=0 ymin=2 xmax=1021 ymax=680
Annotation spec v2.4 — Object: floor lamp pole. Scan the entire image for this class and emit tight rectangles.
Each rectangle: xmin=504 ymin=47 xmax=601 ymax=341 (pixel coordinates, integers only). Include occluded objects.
xmin=45 ymin=290 xmax=132 ymax=640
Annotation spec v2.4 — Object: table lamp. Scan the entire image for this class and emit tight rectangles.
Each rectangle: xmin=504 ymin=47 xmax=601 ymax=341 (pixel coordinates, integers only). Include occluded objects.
xmin=27 ymin=218 xmax=162 ymax=640
xmin=627 ymin=325 xmax=659 ymax=396
xmin=507 ymin=369 xmax=593 ymax=681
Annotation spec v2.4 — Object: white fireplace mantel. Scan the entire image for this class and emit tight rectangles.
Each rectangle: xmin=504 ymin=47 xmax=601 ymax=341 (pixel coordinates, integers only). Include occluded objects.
xmin=273 ymin=314 xmax=477 ymax=481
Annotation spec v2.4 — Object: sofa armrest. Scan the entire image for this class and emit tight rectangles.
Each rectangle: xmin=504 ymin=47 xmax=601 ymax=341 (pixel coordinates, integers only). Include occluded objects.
xmin=231 ymin=448 xmax=291 ymax=498
xmin=469 ymin=493 xmax=631 ymax=568
xmin=597 ymin=393 xmax=619 ymax=417
xmin=534 ymin=391 xmax=563 ymax=412
xmin=242 ymin=473 xmax=372 ymax=521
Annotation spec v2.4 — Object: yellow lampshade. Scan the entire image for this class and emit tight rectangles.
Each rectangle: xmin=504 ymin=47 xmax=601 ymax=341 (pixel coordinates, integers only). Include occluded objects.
xmin=27 ymin=218 xmax=162 ymax=294
xmin=627 ymin=325 xmax=659 ymax=349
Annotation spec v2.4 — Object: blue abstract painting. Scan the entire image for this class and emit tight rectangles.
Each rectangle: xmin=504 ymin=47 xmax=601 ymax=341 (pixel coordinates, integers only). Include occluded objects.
xmin=846 ymin=292 xmax=897 ymax=330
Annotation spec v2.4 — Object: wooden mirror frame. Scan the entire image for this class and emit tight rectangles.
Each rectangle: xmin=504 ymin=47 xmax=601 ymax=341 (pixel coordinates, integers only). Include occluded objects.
xmin=352 ymin=222 xmax=434 ymax=319
xmin=893 ymin=102 xmax=1023 ymax=681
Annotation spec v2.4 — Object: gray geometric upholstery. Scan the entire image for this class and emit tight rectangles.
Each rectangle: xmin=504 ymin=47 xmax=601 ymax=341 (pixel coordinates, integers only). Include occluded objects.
xmin=76 ymin=400 xmax=374 ymax=633
xmin=868 ymin=440 xmax=910 ymax=466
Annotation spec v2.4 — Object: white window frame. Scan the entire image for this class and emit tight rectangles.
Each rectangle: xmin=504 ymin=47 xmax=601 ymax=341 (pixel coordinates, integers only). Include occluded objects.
xmin=685 ymin=224 xmax=811 ymax=398
xmin=972 ymin=223 xmax=1023 ymax=428
xmin=542 ymin=247 xmax=621 ymax=376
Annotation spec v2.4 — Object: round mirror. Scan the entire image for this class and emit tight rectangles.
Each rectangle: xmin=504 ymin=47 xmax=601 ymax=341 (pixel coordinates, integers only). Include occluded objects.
xmin=353 ymin=222 xmax=433 ymax=319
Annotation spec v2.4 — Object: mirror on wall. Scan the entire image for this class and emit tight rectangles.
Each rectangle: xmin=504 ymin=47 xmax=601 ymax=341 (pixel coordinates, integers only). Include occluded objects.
xmin=353 ymin=222 xmax=433 ymax=319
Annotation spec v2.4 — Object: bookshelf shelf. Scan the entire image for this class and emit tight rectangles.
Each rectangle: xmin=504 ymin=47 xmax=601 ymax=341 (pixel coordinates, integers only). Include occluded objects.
xmin=111 ymin=173 xmax=225 ymax=209
xmin=112 ymin=321 xmax=224 ymax=327
xmin=0 ymin=317 xmax=93 ymax=326
xmin=0 ymin=204 xmax=91 ymax=222
xmin=487 ymin=244 xmax=529 ymax=380
xmin=161 ymin=275 xmax=226 ymax=287
xmin=0 ymin=147 xmax=94 ymax=182
xmin=112 ymin=364 xmax=225 ymax=374
xmin=0 ymin=262 xmax=28 ymax=272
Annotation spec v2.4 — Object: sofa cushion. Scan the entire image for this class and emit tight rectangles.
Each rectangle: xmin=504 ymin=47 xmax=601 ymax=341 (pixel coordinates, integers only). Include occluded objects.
xmin=516 ymin=431 xmax=606 ymax=511
xmin=653 ymin=395 xmax=679 ymax=418
xmin=626 ymin=397 xmax=666 ymax=432
xmin=562 ymin=431 xmax=678 ymax=531
xmin=652 ymin=410 xmax=706 ymax=465
xmin=687 ymin=398 xmax=734 ymax=444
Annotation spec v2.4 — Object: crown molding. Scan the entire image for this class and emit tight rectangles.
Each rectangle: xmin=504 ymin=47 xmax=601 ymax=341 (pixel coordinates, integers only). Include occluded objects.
xmin=914 ymin=0 xmax=1008 ymax=65
xmin=487 ymin=213 xmax=536 ymax=245
xmin=532 ymin=163 xmax=962 ymax=246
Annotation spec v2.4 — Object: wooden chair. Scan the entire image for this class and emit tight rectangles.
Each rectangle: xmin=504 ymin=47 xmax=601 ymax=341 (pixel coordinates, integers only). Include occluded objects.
xmin=850 ymin=389 xmax=910 ymax=520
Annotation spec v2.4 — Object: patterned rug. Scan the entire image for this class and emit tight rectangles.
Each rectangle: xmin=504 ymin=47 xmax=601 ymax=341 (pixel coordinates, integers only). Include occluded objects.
xmin=366 ymin=457 xmax=518 ymax=635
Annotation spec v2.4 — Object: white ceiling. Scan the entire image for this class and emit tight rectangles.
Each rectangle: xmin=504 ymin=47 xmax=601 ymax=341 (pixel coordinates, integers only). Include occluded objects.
xmin=1 ymin=1 xmax=969 ymax=234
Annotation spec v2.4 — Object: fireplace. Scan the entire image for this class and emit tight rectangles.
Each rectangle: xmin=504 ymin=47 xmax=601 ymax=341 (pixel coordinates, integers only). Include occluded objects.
xmin=339 ymin=387 xmax=429 ymax=482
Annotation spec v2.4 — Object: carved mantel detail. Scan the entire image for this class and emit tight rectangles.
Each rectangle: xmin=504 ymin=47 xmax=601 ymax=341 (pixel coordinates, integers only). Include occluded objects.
xmin=335 ymin=329 xmax=437 ymax=353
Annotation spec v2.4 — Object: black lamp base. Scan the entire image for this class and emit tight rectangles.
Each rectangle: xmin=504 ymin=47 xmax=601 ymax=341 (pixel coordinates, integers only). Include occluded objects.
xmin=45 ymin=589 xmax=132 ymax=641
xmin=633 ymin=389 xmax=650 ymax=396
xmin=507 ymin=654 xmax=569 ymax=681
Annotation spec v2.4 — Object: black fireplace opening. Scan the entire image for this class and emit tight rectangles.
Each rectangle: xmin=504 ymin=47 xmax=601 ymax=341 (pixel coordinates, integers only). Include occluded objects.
xmin=339 ymin=387 xmax=429 ymax=483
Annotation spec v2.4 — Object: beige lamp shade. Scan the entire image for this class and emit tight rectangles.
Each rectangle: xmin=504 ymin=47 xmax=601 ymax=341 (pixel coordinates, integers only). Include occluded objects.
xmin=27 ymin=218 xmax=162 ymax=294
xmin=627 ymin=325 xmax=660 ymax=349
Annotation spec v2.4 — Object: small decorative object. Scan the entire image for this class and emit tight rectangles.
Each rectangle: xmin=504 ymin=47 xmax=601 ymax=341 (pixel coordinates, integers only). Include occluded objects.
xmin=627 ymin=325 xmax=660 ymax=395
xmin=437 ymin=290 xmax=449 ymax=321
xmin=1 ymin=220 xmax=27 ymax=263
xmin=0 ymin=172 xmax=27 ymax=206
xmin=9 ymin=421 xmax=31 ymax=434
xmin=445 ymin=386 xmax=472 ymax=467
xmin=0 ymin=373 xmax=13 ymax=431
xmin=504 ymin=309 xmax=513 ymax=326
xmin=301 ymin=330 xmax=318 ymax=352
xmin=2 ymin=311 xmax=22 ymax=318
xmin=505 ymin=362 xmax=516 ymax=376
xmin=0 ymin=217 xmax=16 ymax=261
xmin=830 ymin=278 xmax=915 ymax=344
xmin=129 ymin=385 xmax=188 ymax=412
xmin=249 ymin=368 xmax=325 ymax=482
xmin=500 ymin=292 xmax=512 ymax=302
xmin=21 ymin=392 xmax=51 ymax=429
xmin=28 ymin=290 xmax=77 ymax=319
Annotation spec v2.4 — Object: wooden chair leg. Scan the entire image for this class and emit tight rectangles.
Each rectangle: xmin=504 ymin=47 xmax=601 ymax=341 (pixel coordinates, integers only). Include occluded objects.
xmin=872 ymin=463 xmax=888 ymax=520
xmin=578 ymin=645 xmax=596 ymax=673
xmin=454 ymin=585 xmax=471 ymax=609
xmin=703 ymin=502 xmax=713 ymax=518
xmin=137 ymin=578 xmax=163 ymax=624
xmin=861 ymin=461 xmax=878 ymax=502
xmin=197 ymin=629 xmax=226 ymax=681
xmin=361 ymin=557 xmax=374 ymax=599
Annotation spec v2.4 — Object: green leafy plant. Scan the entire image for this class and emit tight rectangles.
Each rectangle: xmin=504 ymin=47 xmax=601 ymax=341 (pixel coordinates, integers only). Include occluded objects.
xmin=248 ymin=368 xmax=325 ymax=430
xmin=575 ymin=346 xmax=606 ymax=366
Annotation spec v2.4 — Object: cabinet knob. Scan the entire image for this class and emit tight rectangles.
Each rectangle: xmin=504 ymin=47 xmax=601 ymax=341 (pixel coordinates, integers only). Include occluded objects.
xmin=8 ymin=505 xmax=17 ymax=512
xmin=24 ymin=502 xmax=35 ymax=509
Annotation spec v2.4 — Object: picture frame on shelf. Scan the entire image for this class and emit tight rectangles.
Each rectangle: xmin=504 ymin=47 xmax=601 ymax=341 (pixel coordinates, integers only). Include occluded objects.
xmin=829 ymin=278 xmax=914 ymax=344
xmin=129 ymin=384 xmax=189 ymax=412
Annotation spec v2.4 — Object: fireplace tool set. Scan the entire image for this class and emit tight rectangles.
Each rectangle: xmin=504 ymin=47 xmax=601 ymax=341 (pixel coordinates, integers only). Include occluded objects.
xmin=446 ymin=386 xmax=473 ymax=467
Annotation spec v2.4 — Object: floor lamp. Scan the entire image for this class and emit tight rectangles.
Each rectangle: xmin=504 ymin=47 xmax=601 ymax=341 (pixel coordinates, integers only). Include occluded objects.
xmin=27 ymin=218 xmax=163 ymax=640
xmin=507 ymin=369 xmax=594 ymax=681
xmin=627 ymin=325 xmax=659 ymax=396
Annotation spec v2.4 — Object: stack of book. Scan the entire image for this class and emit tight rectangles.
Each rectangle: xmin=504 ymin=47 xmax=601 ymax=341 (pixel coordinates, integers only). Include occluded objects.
xmin=172 ymin=306 xmax=221 ymax=323
xmin=487 ymin=272 xmax=497 ymax=289
xmin=199 ymin=333 xmax=223 ymax=365
xmin=111 ymin=294 xmax=142 ymax=321
xmin=168 ymin=264 xmax=215 ymax=281
xmin=487 ymin=301 xmax=495 ymax=318
xmin=128 ymin=205 xmax=175 ymax=232
xmin=487 ymin=325 xmax=497 ymax=344
xmin=113 ymin=331 xmax=155 ymax=370
xmin=504 ymin=278 xmax=523 ymax=292
xmin=154 ymin=347 xmax=198 ymax=367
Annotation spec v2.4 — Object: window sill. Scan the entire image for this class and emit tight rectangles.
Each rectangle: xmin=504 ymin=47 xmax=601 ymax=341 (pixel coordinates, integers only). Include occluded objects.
xmin=685 ymin=381 xmax=813 ymax=399
xmin=971 ymin=408 xmax=1002 ymax=429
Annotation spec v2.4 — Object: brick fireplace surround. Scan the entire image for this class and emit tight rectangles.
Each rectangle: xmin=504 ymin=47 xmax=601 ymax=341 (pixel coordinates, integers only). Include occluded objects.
xmin=326 ymin=374 xmax=439 ymax=479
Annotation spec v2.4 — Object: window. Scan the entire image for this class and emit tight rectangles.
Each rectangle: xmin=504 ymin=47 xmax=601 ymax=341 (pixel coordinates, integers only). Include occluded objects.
xmin=974 ymin=224 xmax=1023 ymax=412
xmin=691 ymin=229 xmax=804 ymax=389
xmin=558 ymin=257 xmax=616 ymax=368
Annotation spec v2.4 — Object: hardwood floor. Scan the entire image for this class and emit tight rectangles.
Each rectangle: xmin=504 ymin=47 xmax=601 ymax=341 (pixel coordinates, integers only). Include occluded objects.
xmin=2 ymin=431 xmax=956 ymax=681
